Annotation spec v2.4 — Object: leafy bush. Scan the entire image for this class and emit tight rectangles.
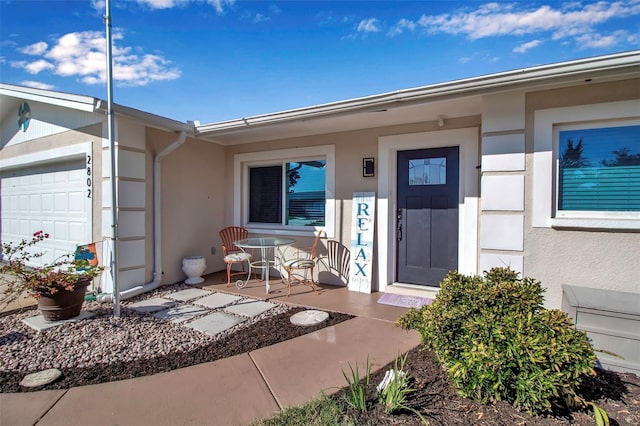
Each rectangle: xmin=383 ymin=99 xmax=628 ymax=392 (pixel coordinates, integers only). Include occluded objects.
xmin=397 ymin=267 xmax=596 ymax=414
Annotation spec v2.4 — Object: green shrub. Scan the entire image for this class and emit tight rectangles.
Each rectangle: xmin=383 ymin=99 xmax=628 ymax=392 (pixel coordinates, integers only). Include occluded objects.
xmin=341 ymin=356 xmax=371 ymax=412
xmin=396 ymin=267 xmax=596 ymax=414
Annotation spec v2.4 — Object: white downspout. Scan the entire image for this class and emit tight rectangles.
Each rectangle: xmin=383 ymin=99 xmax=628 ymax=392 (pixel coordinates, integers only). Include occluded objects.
xmin=98 ymin=130 xmax=187 ymax=302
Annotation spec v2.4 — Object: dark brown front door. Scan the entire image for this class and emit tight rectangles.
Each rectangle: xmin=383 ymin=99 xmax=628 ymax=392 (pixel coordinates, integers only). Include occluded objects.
xmin=396 ymin=147 xmax=459 ymax=286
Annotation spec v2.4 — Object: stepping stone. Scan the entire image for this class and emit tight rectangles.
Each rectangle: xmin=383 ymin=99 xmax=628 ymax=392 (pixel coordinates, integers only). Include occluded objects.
xmin=153 ymin=304 xmax=211 ymax=323
xmin=194 ymin=293 xmax=241 ymax=309
xmin=127 ymin=297 xmax=177 ymax=314
xmin=183 ymin=312 xmax=246 ymax=336
xmin=225 ymin=300 xmax=275 ymax=318
xmin=20 ymin=368 xmax=62 ymax=388
xmin=290 ymin=310 xmax=329 ymax=326
xmin=165 ymin=288 xmax=212 ymax=302
xmin=22 ymin=311 xmax=96 ymax=332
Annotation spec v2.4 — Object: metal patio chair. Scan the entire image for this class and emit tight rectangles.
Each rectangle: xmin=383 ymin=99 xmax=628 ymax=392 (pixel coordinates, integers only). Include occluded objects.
xmin=278 ymin=231 xmax=323 ymax=296
xmin=219 ymin=226 xmax=253 ymax=287
xmin=326 ymin=239 xmax=350 ymax=283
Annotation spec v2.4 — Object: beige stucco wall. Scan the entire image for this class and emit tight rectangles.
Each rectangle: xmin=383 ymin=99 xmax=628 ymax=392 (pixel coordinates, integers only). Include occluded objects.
xmin=224 ymin=115 xmax=481 ymax=287
xmin=147 ymin=128 xmax=226 ymax=285
xmin=524 ymin=79 xmax=640 ymax=308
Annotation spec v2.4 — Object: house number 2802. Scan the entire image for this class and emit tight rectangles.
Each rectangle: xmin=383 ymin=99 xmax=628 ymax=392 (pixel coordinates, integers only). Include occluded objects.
xmin=86 ymin=155 xmax=92 ymax=198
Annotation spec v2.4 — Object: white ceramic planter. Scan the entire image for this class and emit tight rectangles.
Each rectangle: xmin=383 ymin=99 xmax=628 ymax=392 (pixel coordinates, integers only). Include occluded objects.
xmin=182 ymin=256 xmax=206 ymax=284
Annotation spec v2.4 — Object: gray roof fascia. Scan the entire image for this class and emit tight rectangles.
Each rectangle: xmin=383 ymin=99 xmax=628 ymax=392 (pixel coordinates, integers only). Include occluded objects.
xmin=195 ymin=50 xmax=640 ymax=135
xmin=1 ymin=83 xmax=194 ymax=134
xmin=0 ymin=83 xmax=99 ymax=112
xmin=96 ymin=101 xmax=195 ymax=133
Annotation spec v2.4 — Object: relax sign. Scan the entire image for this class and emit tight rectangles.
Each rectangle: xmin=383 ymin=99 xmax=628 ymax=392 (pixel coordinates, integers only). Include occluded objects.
xmin=349 ymin=192 xmax=375 ymax=293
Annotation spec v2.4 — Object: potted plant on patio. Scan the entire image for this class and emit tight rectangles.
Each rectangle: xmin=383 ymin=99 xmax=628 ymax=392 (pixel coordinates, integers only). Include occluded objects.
xmin=0 ymin=231 xmax=104 ymax=320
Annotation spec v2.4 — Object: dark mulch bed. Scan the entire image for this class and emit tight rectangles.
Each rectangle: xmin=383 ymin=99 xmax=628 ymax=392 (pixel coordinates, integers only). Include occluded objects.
xmin=0 ymin=306 xmax=353 ymax=393
xmin=339 ymin=346 xmax=640 ymax=425
xmin=3 ymin=307 xmax=639 ymax=425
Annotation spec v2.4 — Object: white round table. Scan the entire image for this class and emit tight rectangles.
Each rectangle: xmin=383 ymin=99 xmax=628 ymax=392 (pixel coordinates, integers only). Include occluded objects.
xmin=234 ymin=237 xmax=295 ymax=293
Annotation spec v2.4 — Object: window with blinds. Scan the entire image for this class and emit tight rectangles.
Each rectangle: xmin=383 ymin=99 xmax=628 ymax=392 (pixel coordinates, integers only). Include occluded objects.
xmin=249 ymin=160 xmax=326 ymax=227
xmin=558 ymin=124 xmax=640 ymax=212
xmin=249 ymin=165 xmax=282 ymax=223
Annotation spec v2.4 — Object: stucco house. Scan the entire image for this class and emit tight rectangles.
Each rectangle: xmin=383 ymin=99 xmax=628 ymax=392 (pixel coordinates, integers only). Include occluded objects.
xmin=1 ymin=50 xmax=639 ymax=373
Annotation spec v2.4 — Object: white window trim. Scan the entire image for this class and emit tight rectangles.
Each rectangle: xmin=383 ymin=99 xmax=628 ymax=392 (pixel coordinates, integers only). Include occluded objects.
xmin=377 ymin=127 xmax=479 ymax=292
xmin=533 ymin=99 xmax=640 ymax=230
xmin=233 ymin=145 xmax=335 ymax=237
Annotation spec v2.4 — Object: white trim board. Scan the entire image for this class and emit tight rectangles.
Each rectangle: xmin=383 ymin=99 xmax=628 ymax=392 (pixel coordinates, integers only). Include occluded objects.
xmin=377 ymin=127 xmax=479 ymax=292
xmin=0 ymin=142 xmax=92 ymax=170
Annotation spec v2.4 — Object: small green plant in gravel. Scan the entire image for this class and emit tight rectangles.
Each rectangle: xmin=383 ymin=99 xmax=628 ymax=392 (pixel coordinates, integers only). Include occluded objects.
xmin=397 ymin=267 xmax=597 ymax=415
xmin=341 ymin=356 xmax=371 ymax=412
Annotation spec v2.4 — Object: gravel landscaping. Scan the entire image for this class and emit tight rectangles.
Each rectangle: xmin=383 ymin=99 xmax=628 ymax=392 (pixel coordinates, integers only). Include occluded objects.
xmin=2 ymin=283 xmax=639 ymax=426
xmin=0 ymin=283 xmax=353 ymax=393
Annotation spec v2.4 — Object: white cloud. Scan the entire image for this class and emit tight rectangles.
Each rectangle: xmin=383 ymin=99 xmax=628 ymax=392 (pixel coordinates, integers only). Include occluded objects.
xmin=357 ymin=18 xmax=381 ymax=33
xmin=19 ymin=42 xmax=48 ymax=56
xmin=111 ymin=54 xmax=181 ymax=86
xmin=132 ymin=0 xmax=234 ymax=12
xmin=11 ymin=30 xmax=180 ymax=87
xmin=513 ymin=39 xmax=542 ymax=53
xmin=576 ymin=30 xmax=629 ymax=48
xmin=25 ymin=59 xmax=56 ymax=74
xmin=387 ymin=18 xmax=416 ymax=37
xmin=136 ymin=0 xmax=188 ymax=10
xmin=10 ymin=59 xmax=55 ymax=74
xmin=1 ymin=39 xmax=18 ymax=49
xmin=269 ymin=4 xmax=281 ymax=15
xmin=458 ymin=51 xmax=501 ymax=64
xmin=206 ymin=0 xmax=235 ymax=14
xmin=91 ymin=0 xmax=105 ymax=12
xmin=21 ymin=81 xmax=55 ymax=90
xmin=252 ymin=13 xmax=270 ymax=23
xmin=415 ymin=0 xmax=640 ymax=47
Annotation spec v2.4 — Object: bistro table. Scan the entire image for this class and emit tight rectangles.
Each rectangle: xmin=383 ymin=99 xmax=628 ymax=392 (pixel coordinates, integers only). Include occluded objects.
xmin=234 ymin=237 xmax=295 ymax=293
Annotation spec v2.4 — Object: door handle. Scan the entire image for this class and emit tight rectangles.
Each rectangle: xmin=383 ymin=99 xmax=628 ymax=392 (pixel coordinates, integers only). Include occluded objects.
xmin=397 ymin=223 xmax=403 ymax=241
xmin=397 ymin=209 xmax=403 ymax=241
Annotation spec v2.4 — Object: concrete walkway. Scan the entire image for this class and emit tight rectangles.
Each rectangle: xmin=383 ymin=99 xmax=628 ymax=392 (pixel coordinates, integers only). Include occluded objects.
xmin=1 ymin=274 xmax=422 ymax=426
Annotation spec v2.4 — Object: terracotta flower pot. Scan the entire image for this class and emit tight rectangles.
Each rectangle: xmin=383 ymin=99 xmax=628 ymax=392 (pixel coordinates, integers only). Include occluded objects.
xmin=37 ymin=277 xmax=92 ymax=321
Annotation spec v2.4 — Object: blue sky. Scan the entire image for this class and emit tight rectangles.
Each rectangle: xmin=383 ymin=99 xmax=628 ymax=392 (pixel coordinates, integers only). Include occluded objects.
xmin=1 ymin=0 xmax=639 ymax=123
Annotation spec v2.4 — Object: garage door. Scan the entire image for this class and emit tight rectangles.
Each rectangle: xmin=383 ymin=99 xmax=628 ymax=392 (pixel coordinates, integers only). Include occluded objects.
xmin=1 ymin=158 xmax=91 ymax=266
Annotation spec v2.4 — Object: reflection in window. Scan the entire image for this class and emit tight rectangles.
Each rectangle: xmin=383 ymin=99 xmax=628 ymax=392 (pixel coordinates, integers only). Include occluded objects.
xmin=559 ymin=125 xmax=640 ymax=211
xmin=409 ymin=157 xmax=446 ymax=186
xmin=249 ymin=160 xmax=326 ymax=226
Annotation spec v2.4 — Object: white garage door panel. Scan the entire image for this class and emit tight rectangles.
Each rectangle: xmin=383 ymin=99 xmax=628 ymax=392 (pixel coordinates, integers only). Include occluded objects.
xmin=1 ymin=158 xmax=91 ymax=267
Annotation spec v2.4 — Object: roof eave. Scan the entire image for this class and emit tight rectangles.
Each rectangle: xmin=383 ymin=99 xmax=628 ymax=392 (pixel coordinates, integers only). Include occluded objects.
xmin=0 ymin=83 xmax=194 ymax=134
xmin=0 ymin=83 xmax=100 ymax=112
xmin=195 ymin=50 xmax=640 ymax=135
xmin=97 ymin=101 xmax=194 ymax=133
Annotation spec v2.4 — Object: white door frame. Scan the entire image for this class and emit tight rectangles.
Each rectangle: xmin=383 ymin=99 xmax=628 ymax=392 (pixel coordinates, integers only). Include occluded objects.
xmin=377 ymin=127 xmax=480 ymax=292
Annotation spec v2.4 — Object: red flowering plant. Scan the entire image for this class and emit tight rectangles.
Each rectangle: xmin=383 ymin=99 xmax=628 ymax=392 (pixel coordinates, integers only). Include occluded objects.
xmin=0 ymin=231 xmax=103 ymax=306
